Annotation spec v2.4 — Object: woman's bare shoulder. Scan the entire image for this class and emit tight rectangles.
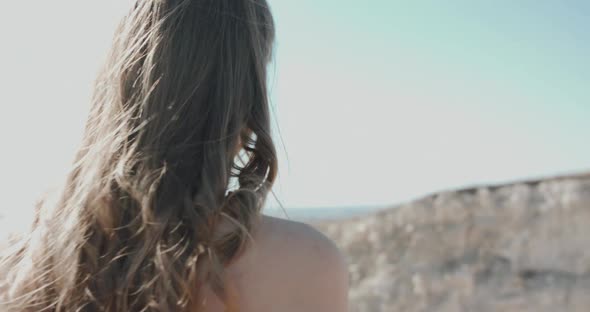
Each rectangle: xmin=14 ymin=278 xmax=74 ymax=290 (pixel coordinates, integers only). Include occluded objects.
xmin=256 ymin=215 xmax=343 ymax=256
xmin=224 ymin=215 xmax=349 ymax=311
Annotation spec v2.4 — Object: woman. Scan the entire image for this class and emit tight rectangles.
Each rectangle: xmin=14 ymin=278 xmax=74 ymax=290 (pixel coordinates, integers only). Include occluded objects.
xmin=0 ymin=0 xmax=348 ymax=311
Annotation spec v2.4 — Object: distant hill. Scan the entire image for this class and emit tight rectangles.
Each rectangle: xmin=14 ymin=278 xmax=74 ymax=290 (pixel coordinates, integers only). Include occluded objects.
xmin=264 ymin=205 xmax=385 ymax=222
xmin=312 ymin=173 xmax=590 ymax=312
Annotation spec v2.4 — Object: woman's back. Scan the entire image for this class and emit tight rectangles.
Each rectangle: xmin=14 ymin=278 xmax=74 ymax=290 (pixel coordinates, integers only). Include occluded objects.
xmin=1 ymin=215 xmax=349 ymax=311
xmin=199 ymin=215 xmax=348 ymax=311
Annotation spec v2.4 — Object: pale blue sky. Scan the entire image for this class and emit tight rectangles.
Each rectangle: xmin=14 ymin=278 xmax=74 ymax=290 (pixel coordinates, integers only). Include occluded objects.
xmin=0 ymin=1 xmax=588 ymax=217
xmin=268 ymin=0 xmax=590 ymax=208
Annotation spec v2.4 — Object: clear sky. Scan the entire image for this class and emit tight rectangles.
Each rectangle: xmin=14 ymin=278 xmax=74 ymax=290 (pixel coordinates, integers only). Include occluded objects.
xmin=268 ymin=0 xmax=590 ymax=208
xmin=0 ymin=1 xmax=588 ymax=217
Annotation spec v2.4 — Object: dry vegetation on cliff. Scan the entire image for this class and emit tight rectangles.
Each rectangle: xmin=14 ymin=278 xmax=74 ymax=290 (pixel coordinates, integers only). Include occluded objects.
xmin=313 ymin=174 xmax=590 ymax=312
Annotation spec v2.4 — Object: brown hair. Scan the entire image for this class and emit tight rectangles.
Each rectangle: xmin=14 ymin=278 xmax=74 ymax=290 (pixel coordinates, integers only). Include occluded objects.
xmin=0 ymin=0 xmax=277 ymax=310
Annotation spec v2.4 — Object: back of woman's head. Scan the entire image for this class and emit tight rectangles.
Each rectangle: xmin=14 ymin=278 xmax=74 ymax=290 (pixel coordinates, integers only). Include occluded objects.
xmin=0 ymin=0 xmax=276 ymax=310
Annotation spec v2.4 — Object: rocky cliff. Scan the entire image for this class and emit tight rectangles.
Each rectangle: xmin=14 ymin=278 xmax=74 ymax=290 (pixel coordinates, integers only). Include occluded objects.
xmin=313 ymin=174 xmax=590 ymax=312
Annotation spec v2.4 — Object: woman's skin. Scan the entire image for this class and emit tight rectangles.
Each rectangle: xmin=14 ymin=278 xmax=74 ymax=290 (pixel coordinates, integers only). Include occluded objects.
xmin=200 ymin=215 xmax=349 ymax=311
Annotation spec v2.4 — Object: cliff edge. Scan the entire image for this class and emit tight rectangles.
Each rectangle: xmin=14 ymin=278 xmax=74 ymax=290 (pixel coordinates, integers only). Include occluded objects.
xmin=313 ymin=174 xmax=590 ymax=312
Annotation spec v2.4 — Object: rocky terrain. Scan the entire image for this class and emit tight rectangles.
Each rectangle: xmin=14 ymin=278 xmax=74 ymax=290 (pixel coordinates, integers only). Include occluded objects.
xmin=312 ymin=174 xmax=590 ymax=312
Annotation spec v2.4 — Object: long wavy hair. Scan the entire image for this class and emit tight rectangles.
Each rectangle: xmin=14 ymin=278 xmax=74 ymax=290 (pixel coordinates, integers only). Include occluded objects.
xmin=0 ymin=0 xmax=277 ymax=311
